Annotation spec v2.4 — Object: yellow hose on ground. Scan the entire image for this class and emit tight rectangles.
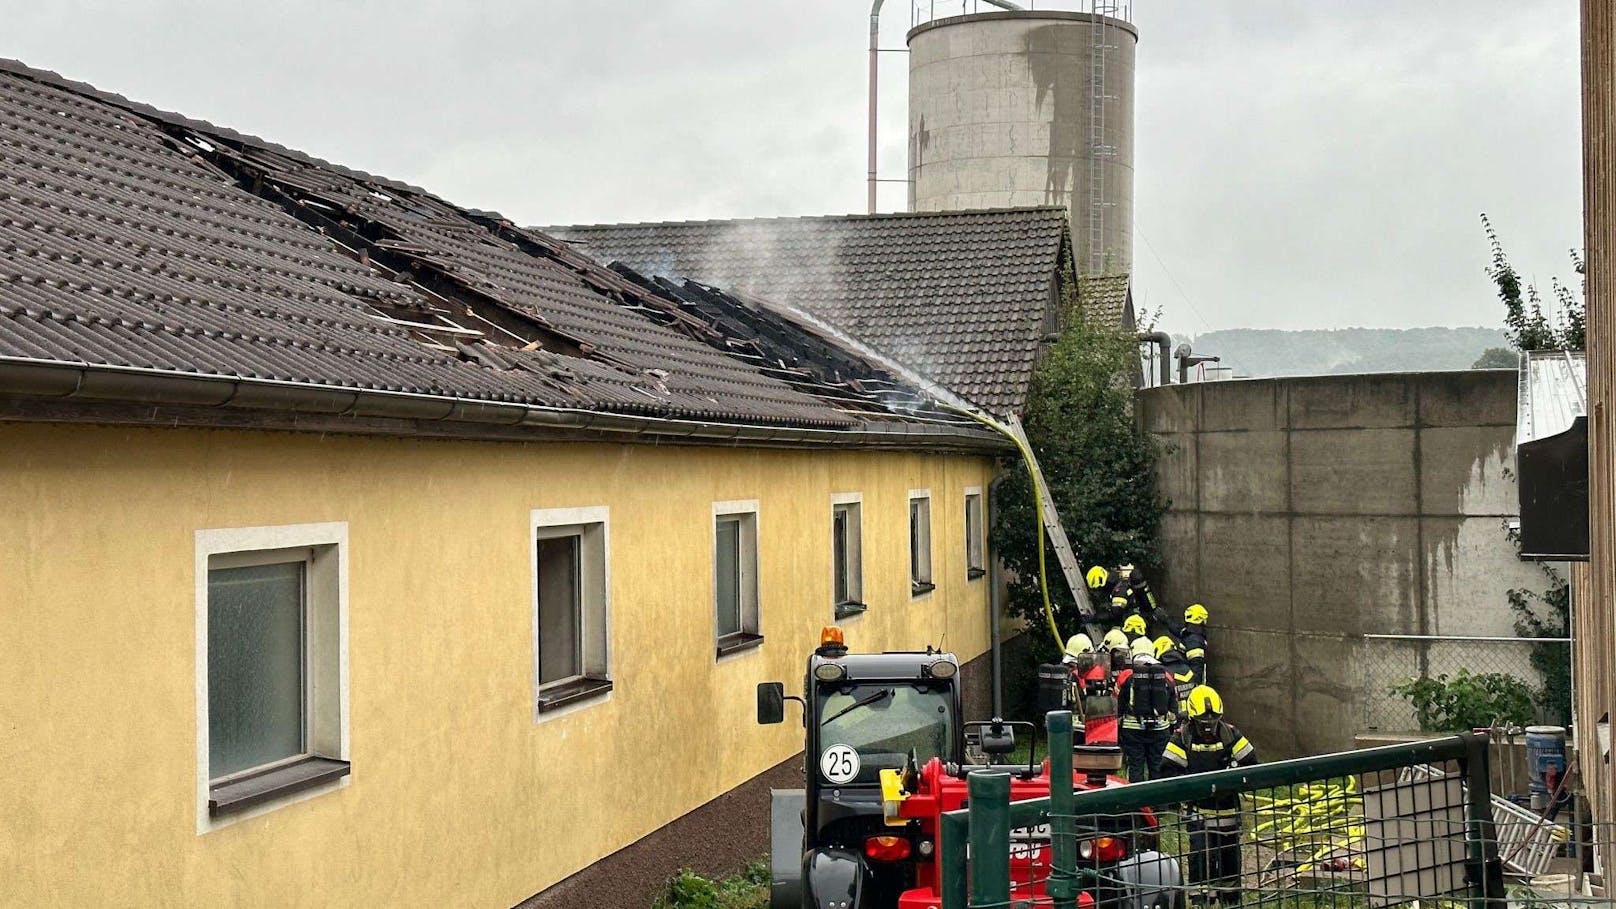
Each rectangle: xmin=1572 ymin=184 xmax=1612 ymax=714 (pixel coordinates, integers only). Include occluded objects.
xmin=940 ymin=403 xmax=1064 ymax=650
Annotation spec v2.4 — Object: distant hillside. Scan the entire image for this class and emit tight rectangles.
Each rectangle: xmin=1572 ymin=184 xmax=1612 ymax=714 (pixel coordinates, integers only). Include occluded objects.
xmin=1181 ymin=327 xmax=1511 ymax=378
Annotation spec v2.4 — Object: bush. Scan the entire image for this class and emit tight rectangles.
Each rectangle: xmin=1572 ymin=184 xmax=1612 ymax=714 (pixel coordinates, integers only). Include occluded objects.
xmin=651 ymin=860 xmax=769 ymax=909
xmin=1389 ymin=669 xmax=1535 ymax=733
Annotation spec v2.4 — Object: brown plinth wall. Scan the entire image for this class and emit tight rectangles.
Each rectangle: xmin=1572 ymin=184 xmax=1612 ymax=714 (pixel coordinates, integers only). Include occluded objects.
xmin=516 ymin=646 xmax=999 ymax=909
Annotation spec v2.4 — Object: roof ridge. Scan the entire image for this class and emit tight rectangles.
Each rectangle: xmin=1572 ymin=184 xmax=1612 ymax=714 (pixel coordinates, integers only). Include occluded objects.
xmin=544 ymin=205 xmax=1069 ymax=233
xmin=0 ymin=58 xmax=446 ymax=204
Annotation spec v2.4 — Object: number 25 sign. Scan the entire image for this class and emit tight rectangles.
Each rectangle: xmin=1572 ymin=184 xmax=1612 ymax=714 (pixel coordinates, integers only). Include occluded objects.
xmin=820 ymin=744 xmax=860 ymax=784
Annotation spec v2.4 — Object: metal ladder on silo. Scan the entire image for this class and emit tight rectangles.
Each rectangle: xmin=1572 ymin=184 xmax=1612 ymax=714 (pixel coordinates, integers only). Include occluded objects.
xmin=1087 ymin=1 xmax=1121 ymax=274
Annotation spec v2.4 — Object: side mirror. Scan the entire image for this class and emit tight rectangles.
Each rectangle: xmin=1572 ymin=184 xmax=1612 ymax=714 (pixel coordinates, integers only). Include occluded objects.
xmin=757 ymin=682 xmax=786 ymax=725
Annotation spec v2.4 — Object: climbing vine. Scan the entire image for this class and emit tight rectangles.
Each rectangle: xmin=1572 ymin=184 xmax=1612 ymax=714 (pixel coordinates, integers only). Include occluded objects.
xmin=1483 ymin=214 xmax=1579 ymax=726
xmin=992 ymin=267 xmax=1167 ymax=718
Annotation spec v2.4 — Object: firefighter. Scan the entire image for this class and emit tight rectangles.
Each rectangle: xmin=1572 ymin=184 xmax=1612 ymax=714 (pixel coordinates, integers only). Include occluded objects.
xmin=1181 ymin=604 xmax=1210 ymax=684
xmin=1101 ymin=627 xmax=1131 ymax=672
xmin=1086 ymin=566 xmax=1124 ymax=626
xmin=1115 ymin=645 xmax=1178 ymax=782
xmin=1063 ymin=633 xmax=1119 ymax=746
xmin=1111 ymin=563 xmax=1170 ymax=635
xmin=1122 ymin=613 xmax=1150 ymax=652
xmin=1155 ymin=635 xmax=1198 ymax=712
xmin=1160 ymin=686 xmax=1258 ymax=906
xmin=1095 ymin=594 xmax=1132 ymax=628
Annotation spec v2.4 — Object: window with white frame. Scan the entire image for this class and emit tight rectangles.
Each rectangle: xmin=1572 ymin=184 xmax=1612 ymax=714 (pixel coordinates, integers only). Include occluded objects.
xmin=909 ymin=490 xmax=934 ymax=595
xmin=197 ymin=523 xmax=348 ymax=830
xmin=532 ymin=507 xmax=611 ymax=716
xmin=965 ymin=488 xmax=986 ymax=580
xmin=831 ymin=493 xmax=864 ymax=618
xmin=714 ymin=501 xmax=762 ymax=656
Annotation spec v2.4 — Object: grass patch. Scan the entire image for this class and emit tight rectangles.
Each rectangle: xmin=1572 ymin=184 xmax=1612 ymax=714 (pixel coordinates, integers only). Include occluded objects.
xmin=650 ymin=858 xmax=769 ymax=909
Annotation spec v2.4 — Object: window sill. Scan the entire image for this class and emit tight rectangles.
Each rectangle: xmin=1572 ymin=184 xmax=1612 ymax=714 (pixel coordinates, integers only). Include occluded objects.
xmin=716 ymin=632 xmax=765 ymax=658
xmin=537 ymin=676 xmax=613 ymax=713
xmin=911 ymin=581 xmax=936 ymax=597
xmin=834 ymin=601 xmax=868 ymax=620
xmin=967 ymin=567 xmax=987 ymax=581
xmin=209 ymin=757 xmax=350 ymax=818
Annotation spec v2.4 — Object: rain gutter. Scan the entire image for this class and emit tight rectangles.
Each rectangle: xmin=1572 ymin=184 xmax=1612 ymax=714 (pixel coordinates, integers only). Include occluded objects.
xmin=0 ymin=356 xmax=1011 ymax=453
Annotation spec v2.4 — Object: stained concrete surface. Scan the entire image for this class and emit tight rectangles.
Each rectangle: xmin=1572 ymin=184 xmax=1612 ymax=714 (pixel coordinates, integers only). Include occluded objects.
xmin=1138 ymin=371 xmax=1544 ymax=757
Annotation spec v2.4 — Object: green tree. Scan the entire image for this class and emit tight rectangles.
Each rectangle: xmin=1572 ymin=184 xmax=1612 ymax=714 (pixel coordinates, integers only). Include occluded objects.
xmin=1471 ymin=347 xmax=1518 ymax=369
xmin=992 ymin=275 xmax=1167 ymax=718
xmin=1482 ymin=214 xmax=1584 ymax=351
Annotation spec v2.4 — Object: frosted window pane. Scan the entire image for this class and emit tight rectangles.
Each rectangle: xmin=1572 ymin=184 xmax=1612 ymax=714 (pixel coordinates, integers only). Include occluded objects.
xmin=716 ymin=519 xmax=742 ymax=636
xmin=208 ymin=562 xmax=304 ymax=779
xmin=966 ymin=495 xmax=983 ymax=570
xmin=537 ymin=536 xmax=582 ymax=684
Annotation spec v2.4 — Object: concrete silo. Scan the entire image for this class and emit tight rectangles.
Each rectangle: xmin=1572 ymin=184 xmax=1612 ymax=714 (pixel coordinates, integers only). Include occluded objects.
xmin=907 ymin=6 xmax=1137 ymax=275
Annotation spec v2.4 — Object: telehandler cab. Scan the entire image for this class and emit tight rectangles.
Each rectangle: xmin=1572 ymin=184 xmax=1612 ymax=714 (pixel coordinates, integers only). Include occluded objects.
xmin=758 ymin=627 xmax=1180 ymax=909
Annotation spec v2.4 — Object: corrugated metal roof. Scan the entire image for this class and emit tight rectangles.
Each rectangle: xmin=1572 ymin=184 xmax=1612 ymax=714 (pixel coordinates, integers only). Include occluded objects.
xmin=0 ymin=59 xmax=988 ymax=439
xmin=544 ymin=209 xmax=1073 ymax=413
xmin=1519 ymin=349 xmax=1587 ymax=444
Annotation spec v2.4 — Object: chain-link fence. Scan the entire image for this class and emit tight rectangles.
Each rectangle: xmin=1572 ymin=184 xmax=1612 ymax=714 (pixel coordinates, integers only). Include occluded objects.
xmin=1359 ymin=634 xmax=1573 ymax=734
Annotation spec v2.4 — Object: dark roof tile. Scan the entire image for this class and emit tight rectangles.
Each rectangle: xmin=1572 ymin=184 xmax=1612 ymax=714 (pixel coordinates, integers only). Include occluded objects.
xmin=544 ymin=208 xmax=1073 ymax=412
xmin=0 ymin=61 xmax=988 ymax=437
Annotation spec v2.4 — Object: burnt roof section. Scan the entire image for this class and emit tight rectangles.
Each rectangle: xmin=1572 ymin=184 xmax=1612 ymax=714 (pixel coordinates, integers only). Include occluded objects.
xmin=545 ymin=208 xmax=1072 ymax=413
xmin=0 ymin=60 xmax=992 ymax=444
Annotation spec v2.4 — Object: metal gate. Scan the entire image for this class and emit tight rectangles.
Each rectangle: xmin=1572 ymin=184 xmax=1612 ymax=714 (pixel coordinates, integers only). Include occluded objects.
xmin=937 ymin=714 xmax=1520 ymax=908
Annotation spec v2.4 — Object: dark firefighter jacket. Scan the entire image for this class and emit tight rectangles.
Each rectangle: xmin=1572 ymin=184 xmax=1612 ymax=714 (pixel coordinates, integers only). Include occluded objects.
xmin=1158 ymin=650 xmax=1197 ymax=707
xmin=1178 ymin=626 xmax=1208 ymax=684
xmin=1160 ymin=721 xmax=1257 ymax=815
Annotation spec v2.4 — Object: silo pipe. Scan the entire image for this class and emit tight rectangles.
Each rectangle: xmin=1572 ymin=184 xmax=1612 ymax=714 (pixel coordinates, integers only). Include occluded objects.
xmin=867 ymin=0 xmax=1023 ymax=214
xmin=1136 ymin=330 xmax=1172 ymax=386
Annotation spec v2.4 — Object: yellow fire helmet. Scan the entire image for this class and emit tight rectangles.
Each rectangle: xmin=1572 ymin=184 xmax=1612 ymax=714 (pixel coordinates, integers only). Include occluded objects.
xmin=1129 ymin=636 xmax=1156 ymax=659
xmin=1086 ymin=565 xmax=1110 ymax=589
xmin=1063 ymin=633 xmax=1096 ymax=660
xmin=1186 ymin=685 xmax=1224 ymax=719
xmin=1101 ymin=628 xmax=1129 ymax=652
xmin=1184 ymin=603 xmax=1209 ymax=625
xmin=1153 ymin=635 xmax=1176 ymax=659
xmin=1122 ymin=614 xmax=1147 ymax=636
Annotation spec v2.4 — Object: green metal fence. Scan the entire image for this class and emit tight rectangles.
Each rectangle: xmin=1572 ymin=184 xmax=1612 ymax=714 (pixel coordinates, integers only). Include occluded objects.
xmin=937 ymin=713 xmax=1552 ymax=909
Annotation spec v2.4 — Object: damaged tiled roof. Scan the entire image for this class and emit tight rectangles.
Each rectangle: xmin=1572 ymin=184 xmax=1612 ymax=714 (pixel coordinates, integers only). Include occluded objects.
xmin=545 ymin=209 xmax=1072 ymax=413
xmin=1076 ymin=274 xmax=1134 ymax=331
xmin=0 ymin=60 xmax=990 ymax=444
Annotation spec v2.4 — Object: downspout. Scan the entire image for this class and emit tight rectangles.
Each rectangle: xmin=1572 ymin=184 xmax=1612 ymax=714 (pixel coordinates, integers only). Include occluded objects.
xmin=1136 ymin=330 xmax=1171 ymax=386
xmin=868 ymin=0 xmax=1023 ymax=214
xmin=987 ymin=472 xmax=1010 ymax=717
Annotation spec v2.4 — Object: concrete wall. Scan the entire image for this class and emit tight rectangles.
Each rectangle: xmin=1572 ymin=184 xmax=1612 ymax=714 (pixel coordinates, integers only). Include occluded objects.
xmin=1138 ymin=371 xmax=1544 ymax=757
xmin=907 ymin=11 xmax=1136 ymax=274
xmin=0 ymin=423 xmax=995 ymax=907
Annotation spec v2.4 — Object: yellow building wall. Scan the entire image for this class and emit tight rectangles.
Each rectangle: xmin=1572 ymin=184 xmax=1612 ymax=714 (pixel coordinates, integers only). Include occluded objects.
xmin=0 ymin=422 xmax=996 ymax=907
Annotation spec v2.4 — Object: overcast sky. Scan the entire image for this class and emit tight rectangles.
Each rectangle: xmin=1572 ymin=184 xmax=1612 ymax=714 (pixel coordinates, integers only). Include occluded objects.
xmin=0 ymin=1 xmax=1582 ymax=335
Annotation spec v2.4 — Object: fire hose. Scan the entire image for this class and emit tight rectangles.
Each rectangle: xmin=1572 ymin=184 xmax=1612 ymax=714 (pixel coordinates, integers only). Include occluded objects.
xmin=939 ymin=402 xmax=1065 ymax=651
